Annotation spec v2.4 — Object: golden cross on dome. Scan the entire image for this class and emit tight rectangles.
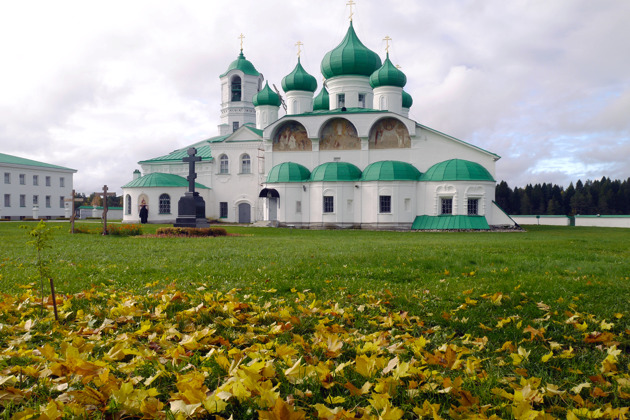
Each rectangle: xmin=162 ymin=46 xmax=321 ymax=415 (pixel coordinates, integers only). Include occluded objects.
xmin=238 ymin=33 xmax=245 ymax=51
xmin=383 ymin=35 xmax=392 ymax=53
xmin=347 ymin=0 xmax=356 ymax=22
xmin=295 ymin=41 xmax=303 ymax=57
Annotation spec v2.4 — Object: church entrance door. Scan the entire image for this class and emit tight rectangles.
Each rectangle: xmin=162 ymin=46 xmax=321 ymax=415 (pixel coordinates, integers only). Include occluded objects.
xmin=268 ymin=198 xmax=278 ymax=221
xmin=238 ymin=203 xmax=251 ymax=224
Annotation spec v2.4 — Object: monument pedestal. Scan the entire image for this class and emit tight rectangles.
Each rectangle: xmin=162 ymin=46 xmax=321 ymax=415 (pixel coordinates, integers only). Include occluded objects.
xmin=174 ymin=192 xmax=210 ymax=228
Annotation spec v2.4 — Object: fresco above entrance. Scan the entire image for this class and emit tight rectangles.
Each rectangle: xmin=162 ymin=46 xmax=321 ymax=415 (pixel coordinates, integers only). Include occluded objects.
xmin=273 ymin=121 xmax=312 ymax=151
xmin=320 ymin=118 xmax=361 ymax=150
xmin=369 ymin=118 xmax=411 ymax=149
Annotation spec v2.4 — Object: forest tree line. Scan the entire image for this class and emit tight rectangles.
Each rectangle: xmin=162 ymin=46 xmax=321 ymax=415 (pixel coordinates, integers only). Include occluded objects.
xmin=495 ymin=177 xmax=630 ymax=216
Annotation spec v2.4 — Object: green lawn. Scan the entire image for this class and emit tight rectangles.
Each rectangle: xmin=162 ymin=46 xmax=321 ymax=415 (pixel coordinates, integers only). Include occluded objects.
xmin=0 ymin=221 xmax=629 ymax=419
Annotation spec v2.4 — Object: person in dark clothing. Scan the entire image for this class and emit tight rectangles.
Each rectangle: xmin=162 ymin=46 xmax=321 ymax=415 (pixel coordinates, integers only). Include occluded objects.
xmin=139 ymin=205 xmax=148 ymax=224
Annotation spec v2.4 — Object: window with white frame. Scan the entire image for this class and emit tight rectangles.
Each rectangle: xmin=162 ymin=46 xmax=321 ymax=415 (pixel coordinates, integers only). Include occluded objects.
xmin=159 ymin=194 xmax=170 ymax=214
xmin=60 ymin=177 xmax=65 ymax=188
xmin=45 ymin=195 xmax=51 ymax=208
xmin=441 ymin=198 xmax=453 ymax=215
xmin=20 ymin=195 xmax=26 ymax=207
xmin=232 ymin=121 xmax=239 ymax=132
xmin=379 ymin=195 xmax=392 ymax=213
xmin=45 ymin=176 xmax=51 ymax=186
xmin=241 ymin=154 xmax=251 ymax=174
xmin=219 ymin=155 xmax=229 ymax=174
xmin=126 ymin=195 xmax=131 ymax=215
xmin=33 ymin=195 xmax=38 ymax=205
xmin=358 ymin=93 xmax=366 ymax=108
xmin=323 ymin=196 xmax=334 ymax=213
xmin=337 ymin=93 xmax=345 ymax=108
xmin=19 ymin=174 xmax=25 ymax=185
xmin=33 ymin=175 xmax=38 ymax=186
xmin=4 ymin=194 xmax=10 ymax=207
xmin=219 ymin=202 xmax=228 ymax=218
xmin=4 ymin=173 xmax=10 ymax=184
xmin=467 ymin=198 xmax=479 ymax=215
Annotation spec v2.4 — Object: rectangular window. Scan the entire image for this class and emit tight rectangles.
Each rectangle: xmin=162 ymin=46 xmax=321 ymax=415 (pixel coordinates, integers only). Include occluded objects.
xmin=20 ymin=195 xmax=26 ymax=207
xmin=296 ymin=201 xmax=302 ymax=213
xmin=45 ymin=176 xmax=51 ymax=186
xmin=33 ymin=195 xmax=39 ymax=205
xmin=60 ymin=196 xmax=65 ymax=208
xmin=467 ymin=198 xmax=479 ymax=215
xmin=323 ymin=196 xmax=334 ymax=213
xmin=33 ymin=175 xmax=39 ymax=186
xmin=358 ymin=93 xmax=366 ymax=108
xmin=404 ymin=198 xmax=411 ymax=211
xmin=4 ymin=194 xmax=10 ymax=207
xmin=441 ymin=198 xmax=453 ymax=215
xmin=337 ymin=93 xmax=345 ymax=108
xmin=219 ymin=202 xmax=228 ymax=218
xmin=232 ymin=121 xmax=239 ymax=132
xmin=4 ymin=173 xmax=10 ymax=184
xmin=379 ymin=195 xmax=392 ymax=213
xmin=46 ymin=195 xmax=51 ymax=208
xmin=60 ymin=177 xmax=65 ymax=188
xmin=19 ymin=174 xmax=26 ymax=185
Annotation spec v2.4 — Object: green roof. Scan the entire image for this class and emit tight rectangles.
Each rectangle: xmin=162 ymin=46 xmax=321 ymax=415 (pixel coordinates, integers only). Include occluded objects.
xmin=402 ymin=90 xmax=413 ymax=108
xmin=282 ymin=57 xmax=317 ymax=93
xmin=122 ymin=172 xmax=209 ymax=189
xmin=361 ymin=160 xmax=421 ymax=181
xmin=220 ymin=51 xmax=261 ymax=77
xmin=313 ymin=86 xmax=330 ymax=111
xmin=0 ymin=152 xmax=76 ymax=172
xmin=412 ymin=215 xmax=490 ymax=230
xmin=289 ymin=107 xmax=384 ymax=118
xmin=139 ymin=144 xmax=214 ymax=164
xmin=310 ymin=162 xmax=361 ymax=182
xmin=266 ymin=162 xmax=311 ymax=183
xmin=253 ymin=82 xmax=281 ymax=107
xmin=321 ymin=22 xmax=382 ymax=79
xmin=420 ymin=159 xmax=495 ymax=182
xmin=369 ymin=53 xmax=407 ymax=88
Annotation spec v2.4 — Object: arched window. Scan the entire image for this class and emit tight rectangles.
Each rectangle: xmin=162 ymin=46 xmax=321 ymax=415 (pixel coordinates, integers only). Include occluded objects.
xmin=219 ymin=154 xmax=229 ymax=174
xmin=125 ymin=194 xmax=131 ymax=214
xmin=241 ymin=154 xmax=251 ymax=174
xmin=231 ymin=76 xmax=242 ymax=101
xmin=159 ymin=194 xmax=170 ymax=214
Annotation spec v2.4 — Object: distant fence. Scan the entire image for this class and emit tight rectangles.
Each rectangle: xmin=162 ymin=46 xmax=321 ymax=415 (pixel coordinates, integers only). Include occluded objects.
xmin=511 ymin=215 xmax=630 ymax=228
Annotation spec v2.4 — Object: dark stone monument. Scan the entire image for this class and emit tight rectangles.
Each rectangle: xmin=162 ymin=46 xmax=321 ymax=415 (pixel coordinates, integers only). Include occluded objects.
xmin=174 ymin=147 xmax=210 ymax=228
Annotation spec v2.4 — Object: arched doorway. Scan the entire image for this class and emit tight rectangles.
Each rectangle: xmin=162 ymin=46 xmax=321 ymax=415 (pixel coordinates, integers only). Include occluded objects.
xmin=259 ymin=188 xmax=280 ymax=221
xmin=238 ymin=203 xmax=251 ymax=224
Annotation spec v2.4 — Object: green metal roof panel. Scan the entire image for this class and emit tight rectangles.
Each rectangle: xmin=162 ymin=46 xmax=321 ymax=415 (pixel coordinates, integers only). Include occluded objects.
xmin=420 ymin=159 xmax=495 ymax=182
xmin=369 ymin=53 xmax=407 ymax=88
xmin=220 ymin=51 xmax=261 ymax=77
xmin=361 ymin=160 xmax=421 ymax=181
xmin=321 ymin=22 xmax=382 ymax=79
xmin=253 ymin=82 xmax=281 ymax=107
xmin=313 ymin=86 xmax=330 ymax=111
xmin=402 ymin=90 xmax=413 ymax=108
xmin=289 ymin=107 xmax=385 ymax=118
xmin=281 ymin=58 xmax=317 ymax=93
xmin=122 ymin=172 xmax=209 ymax=189
xmin=0 ymin=152 xmax=76 ymax=172
xmin=266 ymin=162 xmax=311 ymax=183
xmin=310 ymin=161 xmax=362 ymax=182
xmin=411 ymin=215 xmax=490 ymax=230
xmin=139 ymin=144 xmax=214 ymax=164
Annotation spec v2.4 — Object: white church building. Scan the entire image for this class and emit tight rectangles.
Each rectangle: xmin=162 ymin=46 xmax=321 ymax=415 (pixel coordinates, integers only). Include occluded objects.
xmin=122 ymin=20 xmax=514 ymax=230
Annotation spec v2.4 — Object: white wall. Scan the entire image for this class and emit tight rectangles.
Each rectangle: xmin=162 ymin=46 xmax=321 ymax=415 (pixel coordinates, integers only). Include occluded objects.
xmin=511 ymin=216 xmax=571 ymax=226
xmin=574 ymin=216 xmax=630 ymax=228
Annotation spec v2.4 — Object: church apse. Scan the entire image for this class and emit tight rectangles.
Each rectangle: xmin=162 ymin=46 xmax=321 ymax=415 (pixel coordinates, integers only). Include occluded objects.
xmin=369 ymin=117 xmax=411 ymax=149
xmin=273 ymin=121 xmax=312 ymax=151
xmin=319 ymin=118 xmax=361 ymax=150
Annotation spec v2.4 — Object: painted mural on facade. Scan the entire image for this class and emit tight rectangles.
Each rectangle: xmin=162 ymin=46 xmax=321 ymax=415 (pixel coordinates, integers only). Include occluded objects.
xmin=368 ymin=118 xmax=411 ymax=149
xmin=320 ymin=118 xmax=361 ymax=150
xmin=273 ymin=121 xmax=312 ymax=151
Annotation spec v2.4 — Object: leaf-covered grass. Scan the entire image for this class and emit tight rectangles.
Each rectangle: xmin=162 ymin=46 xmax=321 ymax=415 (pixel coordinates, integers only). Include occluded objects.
xmin=0 ymin=221 xmax=629 ymax=419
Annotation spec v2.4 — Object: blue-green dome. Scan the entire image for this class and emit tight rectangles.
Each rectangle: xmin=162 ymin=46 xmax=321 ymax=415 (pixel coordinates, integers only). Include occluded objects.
xmin=402 ymin=90 xmax=413 ymax=108
xmin=266 ymin=162 xmax=311 ymax=183
xmin=313 ymin=86 xmax=330 ymax=111
xmin=361 ymin=161 xmax=421 ymax=181
xmin=282 ymin=58 xmax=317 ymax=93
xmin=122 ymin=173 xmax=208 ymax=189
xmin=220 ymin=51 xmax=261 ymax=77
xmin=253 ymin=82 xmax=281 ymax=107
xmin=420 ymin=159 xmax=495 ymax=182
xmin=310 ymin=162 xmax=362 ymax=182
xmin=369 ymin=53 xmax=407 ymax=88
xmin=321 ymin=22 xmax=382 ymax=79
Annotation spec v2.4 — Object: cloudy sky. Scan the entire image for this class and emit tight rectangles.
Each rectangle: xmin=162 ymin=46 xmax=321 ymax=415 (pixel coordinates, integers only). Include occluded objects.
xmin=1 ymin=0 xmax=628 ymax=195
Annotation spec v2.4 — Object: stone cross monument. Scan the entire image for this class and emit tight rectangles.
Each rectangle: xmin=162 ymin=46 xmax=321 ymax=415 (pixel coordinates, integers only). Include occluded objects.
xmin=174 ymin=147 xmax=210 ymax=228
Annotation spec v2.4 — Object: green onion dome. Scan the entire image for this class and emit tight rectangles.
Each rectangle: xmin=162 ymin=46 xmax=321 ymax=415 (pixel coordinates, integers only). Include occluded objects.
xmin=420 ymin=159 xmax=495 ymax=182
xmin=320 ymin=22 xmax=382 ymax=79
xmin=220 ymin=51 xmax=260 ymax=77
xmin=369 ymin=53 xmax=407 ymax=88
xmin=281 ymin=57 xmax=317 ymax=93
xmin=361 ymin=160 xmax=421 ymax=181
xmin=310 ymin=162 xmax=362 ymax=182
xmin=402 ymin=90 xmax=413 ymax=108
xmin=312 ymin=86 xmax=330 ymax=111
xmin=253 ymin=82 xmax=281 ymax=107
xmin=266 ymin=162 xmax=311 ymax=183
